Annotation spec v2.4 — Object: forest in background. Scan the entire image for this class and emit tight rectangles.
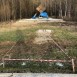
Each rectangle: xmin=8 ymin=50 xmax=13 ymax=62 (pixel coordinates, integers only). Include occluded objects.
xmin=0 ymin=0 xmax=77 ymax=21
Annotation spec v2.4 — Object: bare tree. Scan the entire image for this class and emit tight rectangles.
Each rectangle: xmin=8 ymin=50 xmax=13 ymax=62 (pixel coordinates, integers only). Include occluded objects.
xmin=0 ymin=0 xmax=77 ymax=21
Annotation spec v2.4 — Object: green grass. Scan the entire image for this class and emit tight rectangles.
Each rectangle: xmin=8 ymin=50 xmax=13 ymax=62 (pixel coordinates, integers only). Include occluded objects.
xmin=0 ymin=61 xmax=72 ymax=73
xmin=0 ymin=22 xmax=77 ymax=42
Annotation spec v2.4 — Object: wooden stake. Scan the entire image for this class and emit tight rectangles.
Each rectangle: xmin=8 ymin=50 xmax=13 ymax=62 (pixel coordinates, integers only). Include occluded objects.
xmin=2 ymin=58 xmax=5 ymax=68
xmin=72 ymin=59 xmax=75 ymax=73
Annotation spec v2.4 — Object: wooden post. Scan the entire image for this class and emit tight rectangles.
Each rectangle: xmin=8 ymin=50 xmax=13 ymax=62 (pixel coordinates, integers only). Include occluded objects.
xmin=72 ymin=59 xmax=75 ymax=73
xmin=2 ymin=58 xmax=5 ymax=68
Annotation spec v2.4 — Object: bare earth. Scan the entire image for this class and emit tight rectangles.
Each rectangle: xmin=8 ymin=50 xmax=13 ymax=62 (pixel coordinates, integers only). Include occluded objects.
xmin=34 ymin=29 xmax=54 ymax=44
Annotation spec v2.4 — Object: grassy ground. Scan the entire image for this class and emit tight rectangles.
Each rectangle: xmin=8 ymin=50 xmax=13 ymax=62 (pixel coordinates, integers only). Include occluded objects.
xmin=0 ymin=22 xmax=77 ymax=73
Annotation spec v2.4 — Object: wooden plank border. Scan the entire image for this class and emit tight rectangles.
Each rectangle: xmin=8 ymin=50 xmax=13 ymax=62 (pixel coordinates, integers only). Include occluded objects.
xmin=2 ymin=58 xmax=75 ymax=73
xmin=3 ymin=58 xmax=71 ymax=63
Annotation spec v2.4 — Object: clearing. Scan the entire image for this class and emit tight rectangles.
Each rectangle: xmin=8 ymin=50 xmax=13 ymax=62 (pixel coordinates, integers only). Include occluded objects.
xmin=0 ymin=19 xmax=77 ymax=73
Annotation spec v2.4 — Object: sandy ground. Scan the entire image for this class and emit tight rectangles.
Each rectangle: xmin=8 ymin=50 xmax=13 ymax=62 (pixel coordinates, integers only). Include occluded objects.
xmin=13 ymin=18 xmax=65 ymax=26
xmin=14 ymin=18 xmax=64 ymax=23
xmin=18 ymin=18 xmax=65 ymax=22
xmin=0 ymin=73 xmax=77 ymax=77
xmin=34 ymin=29 xmax=54 ymax=44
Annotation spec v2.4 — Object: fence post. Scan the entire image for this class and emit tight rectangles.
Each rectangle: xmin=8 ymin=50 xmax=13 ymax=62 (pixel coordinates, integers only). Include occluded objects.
xmin=72 ymin=59 xmax=75 ymax=73
xmin=2 ymin=58 xmax=5 ymax=68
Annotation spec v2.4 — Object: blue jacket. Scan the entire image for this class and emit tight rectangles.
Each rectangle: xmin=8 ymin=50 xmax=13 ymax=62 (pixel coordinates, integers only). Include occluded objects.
xmin=40 ymin=12 xmax=48 ymax=18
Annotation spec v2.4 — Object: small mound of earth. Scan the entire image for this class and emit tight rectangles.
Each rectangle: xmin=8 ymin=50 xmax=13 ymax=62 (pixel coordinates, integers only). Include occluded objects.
xmin=34 ymin=29 xmax=54 ymax=44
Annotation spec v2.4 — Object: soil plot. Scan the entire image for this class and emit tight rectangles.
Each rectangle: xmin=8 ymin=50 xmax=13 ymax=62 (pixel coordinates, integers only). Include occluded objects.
xmin=34 ymin=29 xmax=54 ymax=44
